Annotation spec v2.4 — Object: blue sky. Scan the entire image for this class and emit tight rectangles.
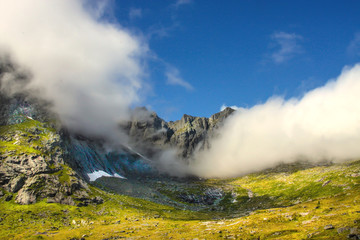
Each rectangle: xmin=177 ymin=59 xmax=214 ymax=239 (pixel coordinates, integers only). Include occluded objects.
xmin=110 ymin=0 xmax=360 ymax=121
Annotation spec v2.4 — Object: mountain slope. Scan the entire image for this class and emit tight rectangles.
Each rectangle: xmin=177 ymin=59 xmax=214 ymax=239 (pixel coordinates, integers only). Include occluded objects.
xmin=122 ymin=106 xmax=235 ymax=159
xmin=1 ymin=159 xmax=359 ymax=239
xmin=1 ymin=92 xmax=360 ymax=239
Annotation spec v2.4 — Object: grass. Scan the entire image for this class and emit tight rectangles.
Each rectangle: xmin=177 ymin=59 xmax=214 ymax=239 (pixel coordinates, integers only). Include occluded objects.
xmin=0 ymin=119 xmax=57 ymax=157
xmin=1 ymin=160 xmax=359 ymax=239
xmin=1 ymin=119 xmax=360 ymax=239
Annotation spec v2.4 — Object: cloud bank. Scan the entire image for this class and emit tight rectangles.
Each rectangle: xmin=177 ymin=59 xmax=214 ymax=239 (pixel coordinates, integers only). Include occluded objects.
xmin=191 ymin=64 xmax=360 ymax=178
xmin=0 ymin=0 xmax=148 ymax=140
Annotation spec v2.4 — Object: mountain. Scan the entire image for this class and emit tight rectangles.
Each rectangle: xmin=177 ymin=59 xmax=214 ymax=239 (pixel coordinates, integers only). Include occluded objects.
xmin=122 ymin=106 xmax=235 ymax=159
xmin=1 ymin=89 xmax=360 ymax=239
xmin=0 ymin=90 xmax=234 ymax=206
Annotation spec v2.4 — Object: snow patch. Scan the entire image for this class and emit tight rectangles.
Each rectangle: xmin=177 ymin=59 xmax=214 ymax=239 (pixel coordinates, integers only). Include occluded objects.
xmin=87 ymin=170 xmax=126 ymax=182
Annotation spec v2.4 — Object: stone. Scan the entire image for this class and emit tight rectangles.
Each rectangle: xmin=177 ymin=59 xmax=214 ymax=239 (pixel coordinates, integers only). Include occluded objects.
xmin=324 ymin=224 xmax=335 ymax=230
xmin=8 ymin=175 xmax=26 ymax=193
xmin=5 ymin=194 xmax=13 ymax=201
xmin=15 ymin=189 xmax=36 ymax=204
xmin=61 ymin=196 xmax=75 ymax=206
xmin=348 ymin=234 xmax=360 ymax=240
xmin=92 ymin=196 xmax=104 ymax=204
xmin=338 ymin=227 xmax=350 ymax=234
xmin=302 ymin=220 xmax=313 ymax=225
xmin=121 ymin=107 xmax=235 ymax=159
xmin=322 ymin=180 xmax=331 ymax=187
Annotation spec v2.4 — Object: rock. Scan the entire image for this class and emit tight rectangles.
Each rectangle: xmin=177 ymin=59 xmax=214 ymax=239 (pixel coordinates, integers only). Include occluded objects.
xmin=15 ymin=189 xmax=36 ymax=205
xmin=348 ymin=234 xmax=360 ymax=240
xmin=302 ymin=220 xmax=314 ymax=225
xmin=61 ymin=196 xmax=75 ymax=206
xmin=338 ymin=227 xmax=350 ymax=234
xmin=91 ymin=196 xmax=104 ymax=204
xmin=324 ymin=224 xmax=335 ymax=230
xmin=8 ymin=175 xmax=26 ymax=193
xmin=322 ymin=180 xmax=331 ymax=187
xmin=15 ymin=189 xmax=36 ymax=204
xmin=247 ymin=189 xmax=254 ymax=198
xmin=351 ymin=228 xmax=359 ymax=235
xmin=5 ymin=194 xmax=13 ymax=201
xmin=122 ymin=107 xmax=235 ymax=159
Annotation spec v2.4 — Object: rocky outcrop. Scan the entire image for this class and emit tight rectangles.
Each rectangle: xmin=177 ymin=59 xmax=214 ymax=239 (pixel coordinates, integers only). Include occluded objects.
xmin=168 ymin=107 xmax=235 ymax=158
xmin=1 ymin=61 xmax=235 ymax=204
xmin=0 ymin=95 xmax=98 ymax=206
xmin=122 ymin=107 xmax=235 ymax=159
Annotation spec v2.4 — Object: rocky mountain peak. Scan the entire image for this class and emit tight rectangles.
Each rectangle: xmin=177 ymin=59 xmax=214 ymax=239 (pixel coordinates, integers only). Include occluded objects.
xmin=124 ymin=107 xmax=236 ymax=159
xmin=210 ymin=107 xmax=235 ymax=122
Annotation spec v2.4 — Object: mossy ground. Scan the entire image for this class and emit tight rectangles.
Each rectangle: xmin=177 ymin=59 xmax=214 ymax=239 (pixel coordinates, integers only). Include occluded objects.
xmin=1 ymin=120 xmax=360 ymax=239
xmin=1 ymin=160 xmax=359 ymax=239
xmin=0 ymin=119 xmax=56 ymax=157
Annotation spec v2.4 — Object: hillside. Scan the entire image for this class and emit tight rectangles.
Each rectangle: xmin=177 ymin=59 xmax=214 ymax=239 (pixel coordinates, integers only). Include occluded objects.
xmin=1 ymin=157 xmax=359 ymax=239
xmin=0 ymin=94 xmax=360 ymax=239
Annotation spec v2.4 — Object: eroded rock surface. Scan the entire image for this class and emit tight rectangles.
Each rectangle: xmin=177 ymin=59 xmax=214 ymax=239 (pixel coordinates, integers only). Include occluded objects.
xmin=0 ymin=95 xmax=96 ymax=205
xmin=122 ymin=107 xmax=235 ymax=159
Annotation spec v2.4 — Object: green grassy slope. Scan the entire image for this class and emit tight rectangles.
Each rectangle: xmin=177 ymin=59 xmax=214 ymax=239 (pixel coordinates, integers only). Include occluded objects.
xmin=0 ymin=159 xmax=359 ymax=239
xmin=1 ymin=120 xmax=360 ymax=239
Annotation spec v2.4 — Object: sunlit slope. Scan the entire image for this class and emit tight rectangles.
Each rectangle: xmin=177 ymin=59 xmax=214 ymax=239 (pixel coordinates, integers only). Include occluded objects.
xmin=1 ymin=158 xmax=359 ymax=239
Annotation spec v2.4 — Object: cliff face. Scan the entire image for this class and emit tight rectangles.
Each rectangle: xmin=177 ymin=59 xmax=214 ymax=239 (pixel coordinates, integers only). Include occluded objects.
xmin=122 ymin=107 xmax=235 ymax=159
xmin=0 ymin=93 xmax=99 ymax=205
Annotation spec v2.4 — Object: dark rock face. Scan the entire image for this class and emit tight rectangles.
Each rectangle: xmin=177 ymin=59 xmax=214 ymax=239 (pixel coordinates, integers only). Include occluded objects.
xmin=122 ymin=107 xmax=235 ymax=159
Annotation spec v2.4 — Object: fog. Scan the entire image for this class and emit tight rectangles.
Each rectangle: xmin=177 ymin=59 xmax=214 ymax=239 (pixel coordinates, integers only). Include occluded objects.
xmin=0 ymin=0 xmax=147 ymax=141
xmin=191 ymin=64 xmax=360 ymax=178
xmin=1 ymin=1 xmax=360 ymax=179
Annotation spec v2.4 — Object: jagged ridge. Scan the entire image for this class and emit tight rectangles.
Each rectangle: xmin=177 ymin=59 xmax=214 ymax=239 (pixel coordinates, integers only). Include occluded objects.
xmin=122 ymin=107 xmax=235 ymax=159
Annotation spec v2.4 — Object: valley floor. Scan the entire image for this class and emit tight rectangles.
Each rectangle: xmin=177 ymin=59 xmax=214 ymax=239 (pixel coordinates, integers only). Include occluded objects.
xmin=1 ymin=159 xmax=360 ymax=239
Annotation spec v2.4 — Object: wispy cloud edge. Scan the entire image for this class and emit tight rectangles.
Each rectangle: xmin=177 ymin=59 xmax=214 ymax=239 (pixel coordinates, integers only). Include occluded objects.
xmin=269 ymin=31 xmax=303 ymax=64
xmin=165 ymin=66 xmax=194 ymax=91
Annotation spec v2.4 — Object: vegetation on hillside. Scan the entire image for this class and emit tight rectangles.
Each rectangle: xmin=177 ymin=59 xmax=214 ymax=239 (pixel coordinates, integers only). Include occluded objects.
xmin=1 ymin=120 xmax=360 ymax=239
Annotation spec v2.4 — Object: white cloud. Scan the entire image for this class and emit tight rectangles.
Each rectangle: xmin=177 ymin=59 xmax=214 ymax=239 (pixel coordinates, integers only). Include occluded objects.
xmin=87 ymin=0 xmax=112 ymax=20
xmin=165 ymin=66 xmax=194 ymax=90
xmin=0 ymin=0 xmax=148 ymax=141
xmin=220 ymin=104 xmax=243 ymax=111
xmin=269 ymin=32 xmax=303 ymax=64
xmin=192 ymin=64 xmax=360 ymax=178
xmin=348 ymin=32 xmax=360 ymax=57
xmin=129 ymin=8 xmax=142 ymax=20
